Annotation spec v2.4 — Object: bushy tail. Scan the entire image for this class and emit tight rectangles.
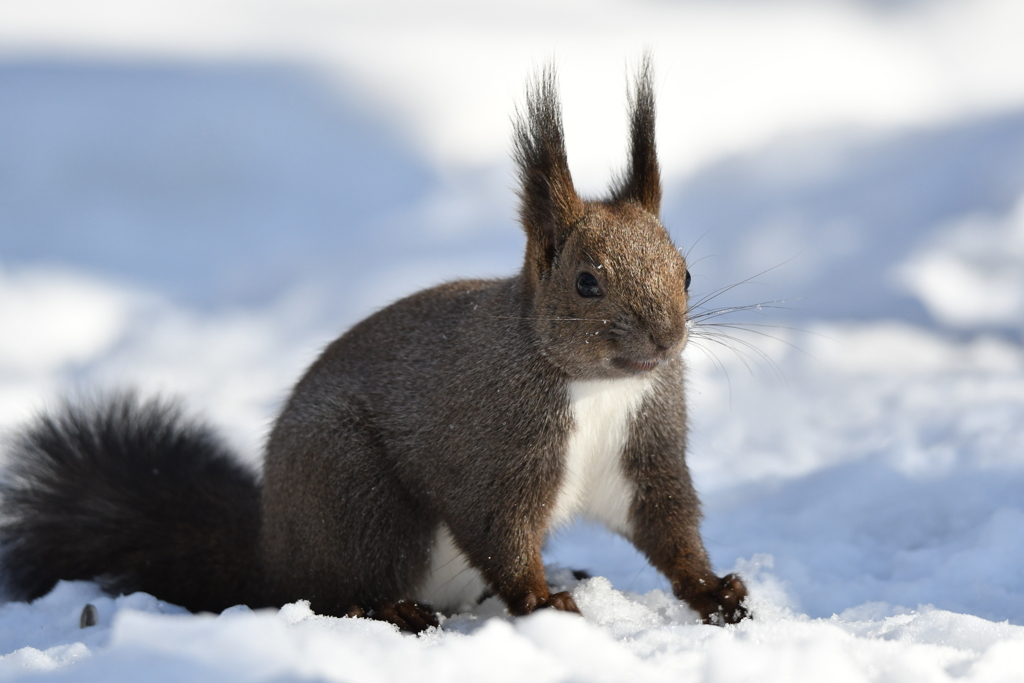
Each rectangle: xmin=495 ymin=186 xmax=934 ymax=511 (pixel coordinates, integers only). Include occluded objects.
xmin=0 ymin=394 xmax=265 ymax=612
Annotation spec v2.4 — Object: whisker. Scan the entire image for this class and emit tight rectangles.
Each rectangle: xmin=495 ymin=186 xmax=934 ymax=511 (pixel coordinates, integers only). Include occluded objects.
xmin=435 ymin=564 xmax=477 ymax=594
xmin=684 ymin=338 xmax=733 ymax=406
xmin=698 ymin=321 xmax=815 ymax=333
xmin=694 ymin=331 xmax=759 ymax=376
xmin=686 ymin=338 xmax=719 ymax=369
xmin=687 ymin=257 xmax=799 ymax=311
xmin=691 ymin=329 xmax=787 ymax=384
xmin=626 ymin=562 xmax=648 ymax=593
xmin=696 ymin=323 xmax=813 ymax=357
xmin=704 ymin=321 xmax=839 ymax=346
xmin=686 ymin=338 xmax=730 ymax=377
xmin=689 ymin=300 xmax=793 ymax=322
xmin=692 ymin=335 xmax=766 ymax=382
xmin=681 ymin=227 xmax=715 ymax=262
xmin=692 ymin=327 xmax=774 ymax=362
xmin=693 ymin=326 xmax=775 ymax=363
xmin=492 ymin=316 xmax=611 ymax=323
xmin=683 ymin=254 xmax=716 ymax=271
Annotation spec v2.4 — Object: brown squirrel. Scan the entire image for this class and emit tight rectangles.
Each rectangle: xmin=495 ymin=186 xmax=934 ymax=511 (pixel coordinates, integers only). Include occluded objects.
xmin=0 ymin=59 xmax=748 ymax=632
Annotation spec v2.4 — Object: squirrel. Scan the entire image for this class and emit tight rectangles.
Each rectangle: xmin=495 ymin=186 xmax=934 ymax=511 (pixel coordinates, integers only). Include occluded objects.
xmin=0 ymin=59 xmax=748 ymax=633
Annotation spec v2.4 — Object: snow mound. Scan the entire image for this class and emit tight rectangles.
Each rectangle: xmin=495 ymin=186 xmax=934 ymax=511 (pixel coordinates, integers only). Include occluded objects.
xmin=2 ymin=578 xmax=1023 ymax=682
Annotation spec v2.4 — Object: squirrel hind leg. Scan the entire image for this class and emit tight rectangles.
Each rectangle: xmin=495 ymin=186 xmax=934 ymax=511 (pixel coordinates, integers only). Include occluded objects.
xmin=347 ymin=600 xmax=440 ymax=634
xmin=263 ymin=398 xmax=438 ymax=617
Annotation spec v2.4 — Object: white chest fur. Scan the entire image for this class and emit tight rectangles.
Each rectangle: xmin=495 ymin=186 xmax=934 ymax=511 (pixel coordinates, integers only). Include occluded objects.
xmin=548 ymin=375 xmax=655 ymax=536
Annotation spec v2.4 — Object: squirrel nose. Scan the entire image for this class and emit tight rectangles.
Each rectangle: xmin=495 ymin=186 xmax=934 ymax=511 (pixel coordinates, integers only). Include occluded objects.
xmin=649 ymin=331 xmax=680 ymax=355
xmin=648 ymin=316 xmax=687 ymax=354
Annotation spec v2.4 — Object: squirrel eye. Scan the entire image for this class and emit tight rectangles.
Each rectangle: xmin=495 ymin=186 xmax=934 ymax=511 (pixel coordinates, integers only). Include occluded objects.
xmin=576 ymin=272 xmax=602 ymax=298
xmin=684 ymin=269 xmax=691 ymax=292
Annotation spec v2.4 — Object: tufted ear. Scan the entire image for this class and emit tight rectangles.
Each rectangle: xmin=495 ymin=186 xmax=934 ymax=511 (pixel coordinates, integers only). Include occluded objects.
xmin=513 ymin=66 xmax=584 ymax=270
xmin=609 ymin=55 xmax=661 ymax=217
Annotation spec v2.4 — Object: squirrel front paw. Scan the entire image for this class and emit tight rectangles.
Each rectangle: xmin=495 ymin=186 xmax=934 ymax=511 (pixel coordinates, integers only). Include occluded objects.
xmin=685 ymin=573 xmax=749 ymax=625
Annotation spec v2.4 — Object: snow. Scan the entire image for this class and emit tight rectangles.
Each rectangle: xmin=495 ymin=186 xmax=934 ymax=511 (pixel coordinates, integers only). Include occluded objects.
xmin=3 ymin=0 xmax=1024 ymax=680
xmin=900 ymin=195 xmax=1024 ymax=328
xmin=3 ymin=577 xmax=1024 ymax=682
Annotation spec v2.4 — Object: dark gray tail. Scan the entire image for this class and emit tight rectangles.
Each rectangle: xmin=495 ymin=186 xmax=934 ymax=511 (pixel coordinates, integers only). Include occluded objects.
xmin=0 ymin=394 xmax=265 ymax=612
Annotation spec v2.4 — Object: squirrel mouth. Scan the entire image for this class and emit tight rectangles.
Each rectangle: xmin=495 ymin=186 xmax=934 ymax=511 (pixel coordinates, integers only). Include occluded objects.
xmin=611 ymin=357 xmax=662 ymax=373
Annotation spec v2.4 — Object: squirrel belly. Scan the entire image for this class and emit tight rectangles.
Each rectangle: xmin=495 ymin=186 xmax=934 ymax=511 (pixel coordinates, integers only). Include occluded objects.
xmin=415 ymin=524 xmax=487 ymax=614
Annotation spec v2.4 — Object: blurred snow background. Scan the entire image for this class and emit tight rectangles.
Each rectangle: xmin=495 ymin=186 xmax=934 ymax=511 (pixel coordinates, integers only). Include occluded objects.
xmin=2 ymin=0 xmax=1024 ymax=680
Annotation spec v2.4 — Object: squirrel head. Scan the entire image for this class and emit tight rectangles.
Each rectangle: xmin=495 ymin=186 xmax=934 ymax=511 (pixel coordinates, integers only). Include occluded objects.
xmin=514 ymin=59 xmax=690 ymax=381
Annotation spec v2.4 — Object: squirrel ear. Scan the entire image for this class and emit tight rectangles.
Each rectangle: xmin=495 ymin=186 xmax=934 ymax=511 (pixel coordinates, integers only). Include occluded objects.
xmin=514 ymin=66 xmax=584 ymax=268
xmin=610 ymin=55 xmax=661 ymax=217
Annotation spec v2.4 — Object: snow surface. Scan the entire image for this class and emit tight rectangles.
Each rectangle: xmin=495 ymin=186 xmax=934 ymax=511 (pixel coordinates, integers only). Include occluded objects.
xmin=2 ymin=0 xmax=1024 ymax=680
